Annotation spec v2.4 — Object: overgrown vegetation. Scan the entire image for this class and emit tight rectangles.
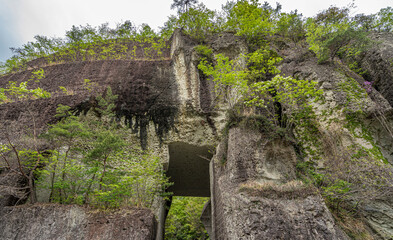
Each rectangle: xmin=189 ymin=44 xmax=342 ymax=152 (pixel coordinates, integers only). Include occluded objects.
xmin=0 ymin=21 xmax=169 ymax=74
xmin=2 ymin=1 xmax=391 ymax=75
xmin=0 ymin=69 xmax=52 ymax=203
xmin=165 ymin=197 xmax=209 ymax=240
xmin=0 ymin=68 xmax=50 ymax=104
xmin=305 ymin=5 xmax=372 ymax=64
xmin=295 ymin=68 xmax=393 ymax=218
xmin=41 ymin=90 xmax=171 ymax=208
xmin=197 ymin=44 xmax=323 ymax=131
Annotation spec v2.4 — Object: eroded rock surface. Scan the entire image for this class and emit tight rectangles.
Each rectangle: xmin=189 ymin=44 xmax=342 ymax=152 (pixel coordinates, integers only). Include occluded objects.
xmin=279 ymin=36 xmax=393 ymax=239
xmin=363 ymin=198 xmax=393 ymax=239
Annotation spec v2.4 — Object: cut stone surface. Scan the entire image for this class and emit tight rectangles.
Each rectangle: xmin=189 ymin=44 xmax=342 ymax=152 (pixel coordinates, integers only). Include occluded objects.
xmin=0 ymin=204 xmax=157 ymax=240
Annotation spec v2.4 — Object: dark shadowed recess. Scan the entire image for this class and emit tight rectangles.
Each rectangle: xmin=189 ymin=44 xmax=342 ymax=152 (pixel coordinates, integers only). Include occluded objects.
xmin=114 ymin=67 xmax=179 ymax=150
xmin=72 ymin=72 xmax=179 ymax=150
xmin=166 ymin=142 xmax=213 ymax=197
xmin=74 ymin=60 xmax=180 ymax=150
xmin=113 ymin=60 xmax=179 ymax=149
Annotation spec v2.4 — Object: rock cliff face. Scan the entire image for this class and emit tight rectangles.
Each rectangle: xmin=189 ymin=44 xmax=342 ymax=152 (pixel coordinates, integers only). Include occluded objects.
xmin=0 ymin=59 xmax=176 ymax=149
xmin=0 ymin=205 xmax=156 ymax=240
xmin=279 ymin=36 xmax=393 ymax=239
xmin=1 ymin=30 xmax=393 ymax=239
xmin=357 ymin=33 xmax=393 ymax=239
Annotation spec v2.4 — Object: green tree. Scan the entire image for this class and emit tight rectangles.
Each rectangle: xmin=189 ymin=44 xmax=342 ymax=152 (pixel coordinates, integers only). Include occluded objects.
xmin=137 ymin=24 xmax=158 ymax=40
xmin=177 ymin=3 xmax=217 ymax=41
xmin=43 ymin=104 xmax=88 ymax=202
xmin=275 ymin=10 xmax=305 ymax=42
xmin=306 ymin=6 xmax=371 ymax=63
xmin=352 ymin=13 xmax=377 ymax=31
xmin=225 ymin=0 xmax=276 ymax=47
xmin=376 ymin=7 xmax=393 ymax=32
xmin=171 ymin=0 xmax=199 ymax=14
xmin=115 ymin=20 xmax=137 ymax=38
xmin=160 ymin=15 xmax=179 ymax=39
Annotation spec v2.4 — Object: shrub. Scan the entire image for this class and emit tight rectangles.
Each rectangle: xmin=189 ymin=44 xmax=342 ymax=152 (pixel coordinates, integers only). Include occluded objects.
xmin=0 ymin=69 xmax=50 ymax=104
xmin=275 ymin=10 xmax=305 ymax=42
xmin=165 ymin=197 xmax=209 ymax=240
xmin=306 ymin=6 xmax=371 ymax=63
xmin=198 ymin=49 xmax=322 ymax=129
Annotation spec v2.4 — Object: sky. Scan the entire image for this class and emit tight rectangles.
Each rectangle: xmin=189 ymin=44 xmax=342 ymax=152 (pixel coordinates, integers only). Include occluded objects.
xmin=0 ymin=0 xmax=391 ymax=62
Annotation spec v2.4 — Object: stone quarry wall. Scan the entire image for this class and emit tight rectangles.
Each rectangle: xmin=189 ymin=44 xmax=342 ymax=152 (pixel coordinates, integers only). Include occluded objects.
xmin=0 ymin=205 xmax=156 ymax=240
xmin=279 ymin=35 xmax=393 ymax=239
xmin=357 ymin=33 xmax=393 ymax=240
xmin=2 ymin=29 xmax=393 ymax=239
xmin=0 ymin=171 xmax=28 ymax=208
xmin=210 ymin=127 xmax=348 ymax=239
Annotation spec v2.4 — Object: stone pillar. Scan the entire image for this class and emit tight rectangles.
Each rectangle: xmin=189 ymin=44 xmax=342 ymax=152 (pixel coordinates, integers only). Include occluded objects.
xmin=200 ymin=200 xmax=212 ymax=238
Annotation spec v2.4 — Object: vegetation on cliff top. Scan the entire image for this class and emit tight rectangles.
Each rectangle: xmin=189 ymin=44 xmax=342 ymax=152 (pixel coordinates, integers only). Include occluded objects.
xmin=1 ymin=1 xmax=392 ymax=75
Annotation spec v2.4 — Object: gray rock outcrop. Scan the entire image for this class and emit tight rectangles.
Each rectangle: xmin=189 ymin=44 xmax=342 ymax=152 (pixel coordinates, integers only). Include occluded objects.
xmin=359 ymin=33 xmax=393 ymax=106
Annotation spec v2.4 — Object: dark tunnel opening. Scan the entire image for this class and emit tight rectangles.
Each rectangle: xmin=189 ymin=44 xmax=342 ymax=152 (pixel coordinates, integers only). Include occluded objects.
xmin=161 ymin=142 xmax=214 ymax=239
xmin=166 ymin=142 xmax=213 ymax=197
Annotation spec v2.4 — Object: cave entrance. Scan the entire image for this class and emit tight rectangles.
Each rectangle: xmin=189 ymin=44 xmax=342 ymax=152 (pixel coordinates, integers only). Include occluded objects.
xmin=159 ymin=142 xmax=213 ymax=239
xmin=166 ymin=142 xmax=212 ymax=197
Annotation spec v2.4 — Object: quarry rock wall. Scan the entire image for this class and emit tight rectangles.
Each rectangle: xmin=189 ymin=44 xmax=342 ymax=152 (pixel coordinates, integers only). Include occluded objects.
xmin=1 ymin=30 xmax=393 ymax=239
